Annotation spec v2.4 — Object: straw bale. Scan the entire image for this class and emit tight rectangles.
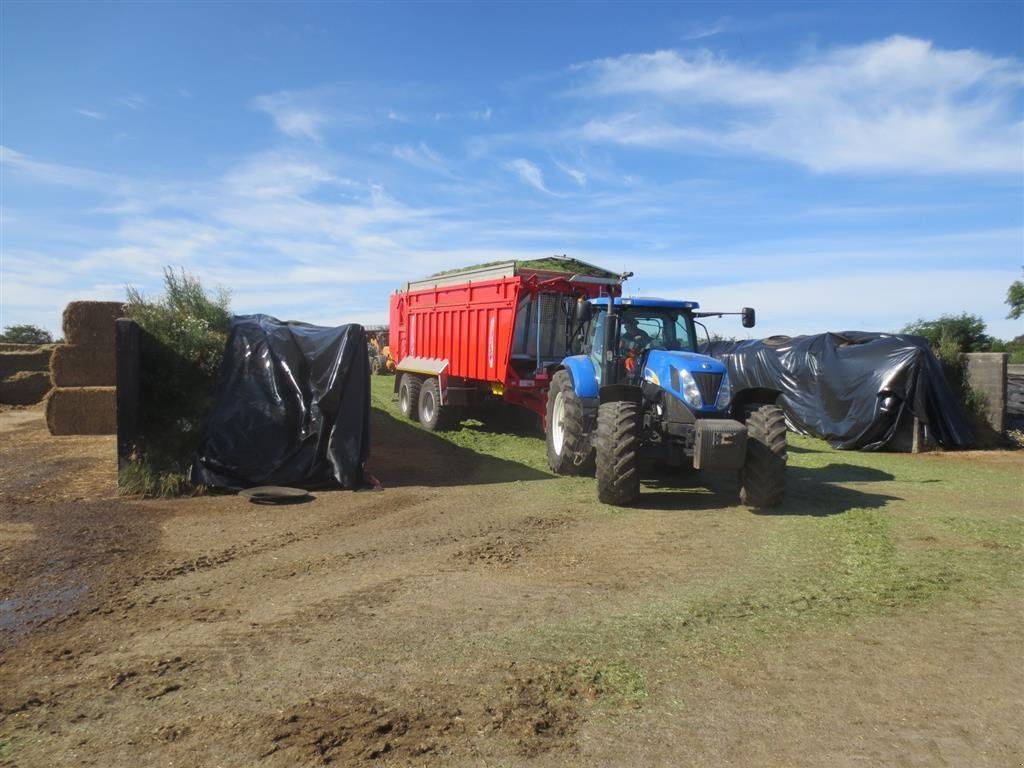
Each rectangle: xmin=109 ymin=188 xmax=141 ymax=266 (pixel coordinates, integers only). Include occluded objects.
xmin=50 ymin=344 xmax=117 ymax=387
xmin=0 ymin=371 xmax=52 ymax=405
xmin=0 ymin=342 xmax=42 ymax=353
xmin=0 ymin=349 xmax=53 ymax=379
xmin=45 ymin=387 xmax=117 ymax=435
xmin=62 ymin=301 xmax=126 ymax=347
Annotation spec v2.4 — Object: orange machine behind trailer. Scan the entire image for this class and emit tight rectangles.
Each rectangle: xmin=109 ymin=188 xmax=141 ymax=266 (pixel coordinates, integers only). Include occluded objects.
xmin=389 ymin=260 xmax=621 ymax=430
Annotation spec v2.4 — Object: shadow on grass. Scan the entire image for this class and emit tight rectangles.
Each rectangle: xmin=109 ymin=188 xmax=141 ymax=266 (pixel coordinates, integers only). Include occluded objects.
xmin=628 ymin=462 xmax=900 ymax=515
xmin=367 ymin=407 xmax=551 ymax=488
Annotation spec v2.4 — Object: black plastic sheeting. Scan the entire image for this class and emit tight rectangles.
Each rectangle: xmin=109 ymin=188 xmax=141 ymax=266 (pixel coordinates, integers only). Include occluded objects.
xmin=191 ymin=315 xmax=370 ymax=489
xmin=705 ymin=332 xmax=974 ymax=451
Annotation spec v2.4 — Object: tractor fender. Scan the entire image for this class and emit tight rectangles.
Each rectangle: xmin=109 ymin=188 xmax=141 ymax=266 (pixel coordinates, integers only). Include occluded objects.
xmin=559 ymin=355 xmax=600 ymax=399
xmin=730 ymin=387 xmax=782 ymax=421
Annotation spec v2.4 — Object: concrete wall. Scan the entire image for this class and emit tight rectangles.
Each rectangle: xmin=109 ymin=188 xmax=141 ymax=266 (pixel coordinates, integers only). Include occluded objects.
xmin=964 ymin=352 xmax=1008 ymax=433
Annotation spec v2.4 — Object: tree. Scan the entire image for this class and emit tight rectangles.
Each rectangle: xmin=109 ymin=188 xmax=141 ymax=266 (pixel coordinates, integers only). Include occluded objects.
xmin=0 ymin=324 xmax=54 ymax=344
xmin=1007 ymin=276 xmax=1024 ymax=320
xmin=901 ymin=313 xmax=992 ymax=353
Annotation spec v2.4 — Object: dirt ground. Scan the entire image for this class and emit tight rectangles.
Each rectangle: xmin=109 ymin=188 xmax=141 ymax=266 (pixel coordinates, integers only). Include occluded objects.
xmin=1 ymin=402 xmax=1022 ymax=767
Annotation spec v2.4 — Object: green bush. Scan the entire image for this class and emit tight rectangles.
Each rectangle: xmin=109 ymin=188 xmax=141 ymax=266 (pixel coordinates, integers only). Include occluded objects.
xmin=122 ymin=268 xmax=231 ymax=497
xmin=0 ymin=323 xmax=53 ymax=344
xmin=902 ymin=313 xmax=992 ymax=352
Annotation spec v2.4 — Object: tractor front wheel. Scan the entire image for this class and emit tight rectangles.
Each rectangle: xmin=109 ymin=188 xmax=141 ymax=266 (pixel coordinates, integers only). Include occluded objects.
xmin=739 ymin=404 xmax=787 ymax=508
xmin=546 ymin=370 xmax=595 ymax=475
xmin=398 ymin=374 xmax=421 ymax=421
xmin=595 ymin=400 xmax=641 ymax=506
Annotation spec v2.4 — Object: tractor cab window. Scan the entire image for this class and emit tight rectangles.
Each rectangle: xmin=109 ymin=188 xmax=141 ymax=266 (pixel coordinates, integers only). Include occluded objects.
xmin=619 ymin=310 xmax=696 ymax=352
xmin=673 ymin=314 xmax=694 ymax=351
xmin=588 ymin=310 xmax=607 ymax=373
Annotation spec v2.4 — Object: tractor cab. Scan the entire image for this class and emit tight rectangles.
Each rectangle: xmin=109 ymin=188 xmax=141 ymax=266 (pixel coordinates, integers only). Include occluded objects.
xmin=580 ymin=298 xmax=700 ymax=388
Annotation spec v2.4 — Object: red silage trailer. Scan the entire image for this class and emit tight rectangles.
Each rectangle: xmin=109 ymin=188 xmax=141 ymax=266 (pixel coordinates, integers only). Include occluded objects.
xmin=389 ymin=260 xmax=621 ymax=430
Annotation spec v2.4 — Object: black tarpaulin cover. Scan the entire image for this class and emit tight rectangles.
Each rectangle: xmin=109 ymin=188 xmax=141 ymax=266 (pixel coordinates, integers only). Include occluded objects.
xmin=191 ymin=315 xmax=370 ymax=489
xmin=706 ymin=332 xmax=973 ymax=451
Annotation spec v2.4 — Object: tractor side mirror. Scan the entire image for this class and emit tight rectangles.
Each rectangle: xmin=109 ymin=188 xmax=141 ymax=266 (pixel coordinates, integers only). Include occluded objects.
xmin=741 ymin=307 xmax=756 ymax=328
xmin=576 ymin=300 xmax=593 ymax=323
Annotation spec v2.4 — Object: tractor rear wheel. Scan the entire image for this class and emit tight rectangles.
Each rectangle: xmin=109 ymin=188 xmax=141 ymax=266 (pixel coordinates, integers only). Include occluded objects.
xmin=739 ymin=404 xmax=787 ymax=508
xmin=398 ymin=374 xmax=421 ymax=421
xmin=546 ymin=370 xmax=594 ymax=475
xmin=417 ymin=378 xmax=446 ymax=431
xmin=596 ymin=400 xmax=641 ymax=506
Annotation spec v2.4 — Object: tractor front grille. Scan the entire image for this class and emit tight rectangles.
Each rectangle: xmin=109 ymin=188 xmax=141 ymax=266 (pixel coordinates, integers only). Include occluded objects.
xmin=693 ymin=372 xmax=723 ymax=407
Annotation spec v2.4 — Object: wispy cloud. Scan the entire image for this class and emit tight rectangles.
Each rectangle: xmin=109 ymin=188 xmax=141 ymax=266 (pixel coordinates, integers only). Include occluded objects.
xmin=682 ymin=16 xmax=732 ymax=41
xmin=554 ymin=160 xmax=587 ymax=187
xmin=253 ymin=91 xmax=327 ymax=142
xmin=503 ymin=158 xmax=553 ymax=194
xmin=575 ymin=36 xmax=1024 ymax=174
xmin=392 ymin=142 xmax=453 ymax=176
xmin=76 ymin=109 xmax=105 ymax=120
xmin=116 ymin=94 xmax=145 ymax=110
xmin=1 ymin=145 xmax=115 ymax=188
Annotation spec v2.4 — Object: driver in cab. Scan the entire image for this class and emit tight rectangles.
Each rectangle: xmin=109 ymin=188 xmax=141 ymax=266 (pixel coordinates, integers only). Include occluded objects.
xmin=620 ymin=317 xmax=652 ymax=375
xmin=621 ymin=317 xmax=652 ymax=351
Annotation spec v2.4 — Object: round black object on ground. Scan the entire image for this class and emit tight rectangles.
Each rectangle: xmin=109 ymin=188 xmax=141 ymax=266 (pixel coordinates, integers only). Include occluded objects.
xmin=239 ymin=486 xmax=312 ymax=504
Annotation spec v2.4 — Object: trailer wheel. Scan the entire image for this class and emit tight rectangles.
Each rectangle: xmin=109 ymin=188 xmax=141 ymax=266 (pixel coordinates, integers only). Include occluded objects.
xmin=595 ymin=400 xmax=641 ymax=506
xmin=398 ymin=374 xmax=421 ymax=421
xmin=417 ymin=378 xmax=446 ymax=431
xmin=546 ymin=370 xmax=595 ymax=475
xmin=739 ymin=404 xmax=787 ymax=508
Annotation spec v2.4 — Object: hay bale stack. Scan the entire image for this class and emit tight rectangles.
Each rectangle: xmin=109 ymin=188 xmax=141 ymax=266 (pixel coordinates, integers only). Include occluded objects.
xmin=0 ymin=342 xmax=43 ymax=353
xmin=0 ymin=371 xmax=52 ymax=405
xmin=45 ymin=300 xmax=125 ymax=434
xmin=50 ymin=344 xmax=117 ymax=387
xmin=0 ymin=349 xmax=53 ymax=379
xmin=45 ymin=387 xmax=117 ymax=435
xmin=62 ymin=301 xmax=125 ymax=347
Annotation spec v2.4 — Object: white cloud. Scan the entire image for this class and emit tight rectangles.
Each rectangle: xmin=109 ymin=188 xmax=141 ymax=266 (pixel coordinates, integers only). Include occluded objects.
xmin=682 ymin=17 xmax=732 ymax=41
xmin=392 ymin=142 xmax=452 ymax=176
xmin=672 ymin=269 xmax=1019 ymax=339
xmin=253 ymin=92 xmax=327 ymax=142
xmin=576 ymin=36 xmax=1024 ymax=174
xmin=503 ymin=158 xmax=553 ymax=194
xmin=76 ymin=109 xmax=105 ymax=120
xmin=554 ymin=160 xmax=587 ymax=187
xmin=0 ymin=145 xmax=115 ymax=188
xmin=116 ymin=94 xmax=145 ymax=110
xmin=223 ymin=150 xmax=345 ymax=198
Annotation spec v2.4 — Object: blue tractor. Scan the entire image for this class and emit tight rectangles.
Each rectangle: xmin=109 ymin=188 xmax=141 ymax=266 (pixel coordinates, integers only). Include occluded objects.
xmin=545 ymin=296 xmax=787 ymax=507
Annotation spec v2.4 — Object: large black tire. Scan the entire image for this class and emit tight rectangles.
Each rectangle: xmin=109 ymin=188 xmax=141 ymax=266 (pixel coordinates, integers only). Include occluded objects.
xmin=417 ymin=378 xmax=447 ymax=431
xmin=370 ymin=355 xmax=382 ymax=376
xmin=546 ymin=370 xmax=595 ymax=475
xmin=595 ymin=400 xmax=641 ymax=506
xmin=739 ymin=404 xmax=787 ymax=508
xmin=398 ymin=374 xmax=421 ymax=421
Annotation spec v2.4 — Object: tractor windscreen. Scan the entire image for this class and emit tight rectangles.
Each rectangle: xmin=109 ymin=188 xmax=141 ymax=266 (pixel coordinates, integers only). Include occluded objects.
xmin=618 ymin=309 xmax=697 ymax=353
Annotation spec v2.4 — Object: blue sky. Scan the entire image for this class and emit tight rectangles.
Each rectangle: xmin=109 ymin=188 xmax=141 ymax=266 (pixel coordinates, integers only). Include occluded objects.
xmin=2 ymin=1 xmax=1022 ymax=340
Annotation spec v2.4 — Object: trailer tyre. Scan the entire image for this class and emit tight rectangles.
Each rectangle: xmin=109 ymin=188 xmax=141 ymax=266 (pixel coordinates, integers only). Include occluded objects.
xmin=546 ymin=370 xmax=595 ymax=475
xmin=739 ymin=404 xmax=787 ymax=508
xmin=418 ymin=378 xmax=447 ymax=431
xmin=596 ymin=400 xmax=641 ymax=506
xmin=398 ymin=374 xmax=421 ymax=421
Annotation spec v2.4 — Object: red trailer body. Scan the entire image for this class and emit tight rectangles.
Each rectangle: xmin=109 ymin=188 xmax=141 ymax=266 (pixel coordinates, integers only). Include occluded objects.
xmin=389 ymin=261 xmax=619 ymax=426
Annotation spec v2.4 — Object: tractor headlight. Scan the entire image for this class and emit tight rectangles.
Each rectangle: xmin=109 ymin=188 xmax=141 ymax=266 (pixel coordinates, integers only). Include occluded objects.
xmin=716 ymin=370 xmax=732 ymax=410
xmin=676 ymin=367 xmax=703 ymax=409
